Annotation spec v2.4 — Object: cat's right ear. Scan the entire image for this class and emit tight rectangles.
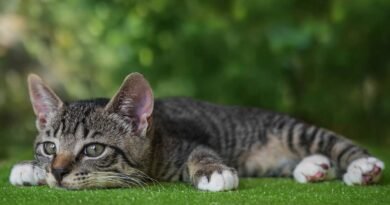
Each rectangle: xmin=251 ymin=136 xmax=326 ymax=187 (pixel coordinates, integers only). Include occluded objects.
xmin=105 ymin=73 xmax=154 ymax=136
xmin=28 ymin=74 xmax=63 ymax=130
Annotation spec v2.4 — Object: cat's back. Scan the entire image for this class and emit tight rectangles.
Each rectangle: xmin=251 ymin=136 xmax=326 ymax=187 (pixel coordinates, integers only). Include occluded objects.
xmin=153 ymin=97 xmax=275 ymax=147
xmin=154 ymin=97 xmax=272 ymax=121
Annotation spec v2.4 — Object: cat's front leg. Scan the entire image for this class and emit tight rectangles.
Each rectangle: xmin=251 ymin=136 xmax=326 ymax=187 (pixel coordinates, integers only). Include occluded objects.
xmin=187 ymin=146 xmax=239 ymax=192
xmin=9 ymin=161 xmax=47 ymax=186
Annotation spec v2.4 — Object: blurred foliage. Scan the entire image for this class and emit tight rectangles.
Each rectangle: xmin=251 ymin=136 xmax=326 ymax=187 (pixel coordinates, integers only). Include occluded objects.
xmin=0 ymin=0 xmax=389 ymax=160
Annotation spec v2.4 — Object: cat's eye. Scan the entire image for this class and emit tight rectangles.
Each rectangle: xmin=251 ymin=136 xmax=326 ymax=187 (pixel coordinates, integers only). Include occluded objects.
xmin=43 ymin=142 xmax=56 ymax=155
xmin=84 ymin=144 xmax=105 ymax=157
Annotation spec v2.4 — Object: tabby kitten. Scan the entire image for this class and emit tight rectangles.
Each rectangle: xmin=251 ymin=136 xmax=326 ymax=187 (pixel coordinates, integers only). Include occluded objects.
xmin=10 ymin=73 xmax=384 ymax=191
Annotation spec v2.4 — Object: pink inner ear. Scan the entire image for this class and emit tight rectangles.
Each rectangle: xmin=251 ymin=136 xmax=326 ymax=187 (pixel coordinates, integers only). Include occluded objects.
xmin=38 ymin=112 xmax=47 ymax=126
xmin=31 ymin=89 xmax=49 ymax=114
xmin=137 ymin=92 xmax=153 ymax=118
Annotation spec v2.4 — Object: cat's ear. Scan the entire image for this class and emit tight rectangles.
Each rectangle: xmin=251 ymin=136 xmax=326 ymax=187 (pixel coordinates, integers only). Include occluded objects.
xmin=105 ymin=73 xmax=154 ymax=136
xmin=28 ymin=74 xmax=63 ymax=130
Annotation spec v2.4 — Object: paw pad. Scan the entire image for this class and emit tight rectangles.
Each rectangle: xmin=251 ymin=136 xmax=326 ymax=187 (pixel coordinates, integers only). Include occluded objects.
xmin=293 ymin=155 xmax=335 ymax=183
xmin=343 ymin=157 xmax=384 ymax=186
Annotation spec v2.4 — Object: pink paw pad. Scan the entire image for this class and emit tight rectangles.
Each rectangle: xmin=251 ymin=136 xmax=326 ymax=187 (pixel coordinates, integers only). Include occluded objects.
xmin=306 ymin=171 xmax=325 ymax=181
xmin=363 ymin=165 xmax=382 ymax=185
xmin=372 ymin=165 xmax=382 ymax=175
xmin=343 ymin=157 xmax=385 ymax=186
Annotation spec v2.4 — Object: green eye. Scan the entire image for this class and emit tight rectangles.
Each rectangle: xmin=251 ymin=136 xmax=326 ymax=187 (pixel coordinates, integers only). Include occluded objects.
xmin=43 ymin=142 xmax=56 ymax=155
xmin=84 ymin=144 xmax=105 ymax=157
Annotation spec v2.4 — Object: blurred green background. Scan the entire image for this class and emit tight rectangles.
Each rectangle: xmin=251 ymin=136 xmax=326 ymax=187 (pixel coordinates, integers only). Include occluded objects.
xmin=0 ymin=0 xmax=389 ymax=160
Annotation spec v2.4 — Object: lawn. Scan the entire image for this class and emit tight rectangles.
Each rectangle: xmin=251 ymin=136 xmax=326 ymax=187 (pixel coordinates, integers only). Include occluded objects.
xmin=0 ymin=147 xmax=389 ymax=205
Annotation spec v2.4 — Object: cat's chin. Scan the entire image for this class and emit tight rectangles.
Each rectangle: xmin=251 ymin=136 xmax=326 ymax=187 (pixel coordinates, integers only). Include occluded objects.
xmin=46 ymin=175 xmax=77 ymax=190
xmin=46 ymin=180 xmax=87 ymax=190
xmin=49 ymin=183 xmax=135 ymax=190
xmin=46 ymin=176 xmax=133 ymax=190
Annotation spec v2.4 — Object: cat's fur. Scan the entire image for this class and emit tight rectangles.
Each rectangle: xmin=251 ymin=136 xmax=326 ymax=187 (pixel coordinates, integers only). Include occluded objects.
xmin=9 ymin=73 xmax=384 ymax=191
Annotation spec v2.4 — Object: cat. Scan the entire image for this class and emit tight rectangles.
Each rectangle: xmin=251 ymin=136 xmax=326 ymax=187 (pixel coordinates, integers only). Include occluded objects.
xmin=9 ymin=73 xmax=384 ymax=191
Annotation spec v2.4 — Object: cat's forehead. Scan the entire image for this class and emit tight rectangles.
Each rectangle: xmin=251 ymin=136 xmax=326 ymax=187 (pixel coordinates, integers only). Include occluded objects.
xmin=46 ymin=101 xmax=133 ymax=140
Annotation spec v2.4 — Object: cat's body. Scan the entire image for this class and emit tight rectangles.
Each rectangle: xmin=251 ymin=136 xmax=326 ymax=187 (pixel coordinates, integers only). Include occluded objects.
xmin=9 ymin=73 xmax=384 ymax=191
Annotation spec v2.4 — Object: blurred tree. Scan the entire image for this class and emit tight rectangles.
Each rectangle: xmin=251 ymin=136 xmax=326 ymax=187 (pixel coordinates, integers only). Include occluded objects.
xmin=0 ymin=0 xmax=389 ymax=159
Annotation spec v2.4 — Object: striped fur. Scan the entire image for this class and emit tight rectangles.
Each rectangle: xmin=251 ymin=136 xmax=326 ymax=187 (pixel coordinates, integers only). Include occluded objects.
xmin=10 ymin=73 xmax=382 ymax=189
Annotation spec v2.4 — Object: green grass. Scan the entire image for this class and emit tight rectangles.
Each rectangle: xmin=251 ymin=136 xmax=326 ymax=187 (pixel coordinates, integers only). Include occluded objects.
xmin=1 ymin=148 xmax=389 ymax=205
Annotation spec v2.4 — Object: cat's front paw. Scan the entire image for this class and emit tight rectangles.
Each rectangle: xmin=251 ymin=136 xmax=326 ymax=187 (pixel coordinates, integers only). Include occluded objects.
xmin=293 ymin=154 xmax=335 ymax=183
xmin=9 ymin=162 xmax=46 ymax=186
xmin=193 ymin=165 xmax=239 ymax=192
xmin=343 ymin=157 xmax=384 ymax=185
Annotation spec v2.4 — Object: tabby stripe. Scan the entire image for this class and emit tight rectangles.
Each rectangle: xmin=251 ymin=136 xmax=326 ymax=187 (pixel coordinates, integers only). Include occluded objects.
xmin=72 ymin=121 xmax=80 ymax=135
xmin=275 ymin=116 xmax=287 ymax=130
xmin=287 ymin=120 xmax=300 ymax=155
xmin=164 ymin=166 xmax=179 ymax=181
xmin=54 ymin=122 xmax=62 ymax=138
xmin=97 ymin=155 xmax=118 ymax=169
xmin=175 ymin=142 xmax=184 ymax=165
xmin=83 ymin=127 xmax=90 ymax=139
xmin=90 ymin=131 xmax=102 ymax=139
xmin=84 ymin=109 xmax=91 ymax=117
xmin=336 ymin=144 xmax=356 ymax=165
xmin=344 ymin=149 xmax=359 ymax=163
xmin=295 ymin=124 xmax=309 ymax=156
xmin=261 ymin=116 xmax=268 ymax=141
xmin=175 ymin=143 xmax=192 ymax=168
xmin=298 ymin=125 xmax=309 ymax=152
xmin=316 ymin=130 xmax=325 ymax=153
xmin=308 ymin=127 xmax=319 ymax=144
xmin=158 ymin=161 xmax=170 ymax=179
xmin=53 ymin=128 xmax=58 ymax=138
xmin=86 ymin=130 xmax=95 ymax=139
xmin=82 ymin=118 xmax=90 ymax=139
xmin=109 ymin=146 xmax=140 ymax=168
xmin=345 ymin=148 xmax=369 ymax=165
xmin=61 ymin=118 xmax=66 ymax=133
xmin=258 ymin=120 xmax=267 ymax=142
xmin=229 ymin=119 xmax=239 ymax=160
xmin=324 ymin=134 xmax=338 ymax=155
xmin=200 ymin=107 xmax=221 ymax=142
xmin=304 ymin=126 xmax=319 ymax=154
xmin=232 ymin=119 xmax=242 ymax=161
xmin=309 ymin=128 xmax=322 ymax=153
xmin=270 ymin=115 xmax=280 ymax=127
xmin=218 ymin=116 xmax=229 ymax=151
xmin=222 ymin=116 xmax=232 ymax=154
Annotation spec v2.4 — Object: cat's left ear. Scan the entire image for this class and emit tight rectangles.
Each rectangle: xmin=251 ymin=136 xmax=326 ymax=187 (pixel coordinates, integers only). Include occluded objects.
xmin=28 ymin=74 xmax=63 ymax=130
xmin=105 ymin=73 xmax=154 ymax=136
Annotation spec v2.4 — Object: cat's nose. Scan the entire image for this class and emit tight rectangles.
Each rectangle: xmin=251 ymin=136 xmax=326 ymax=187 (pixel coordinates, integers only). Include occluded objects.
xmin=52 ymin=168 xmax=70 ymax=182
xmin=51 ymin=152 xmax=73 ymax=183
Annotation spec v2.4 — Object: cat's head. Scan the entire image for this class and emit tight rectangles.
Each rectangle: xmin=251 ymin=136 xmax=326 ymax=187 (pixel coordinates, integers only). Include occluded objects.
xmin=28 ymin=73 xmax=154 ymax=189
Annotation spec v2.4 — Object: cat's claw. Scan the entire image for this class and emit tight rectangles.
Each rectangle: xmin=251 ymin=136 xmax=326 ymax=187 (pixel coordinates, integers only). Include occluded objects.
xmin=9 ymin=163 xmax=46 ymax=186
xmin=343 ymin=157 xmax=384 ymax=185
xmin=293 ymin=154 xmax=335 ymax=183
xmin=196 ymin=170 xmax=239 ymax=192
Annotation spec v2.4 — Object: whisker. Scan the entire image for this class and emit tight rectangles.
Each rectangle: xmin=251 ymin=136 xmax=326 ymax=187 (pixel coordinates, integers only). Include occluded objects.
xmin=71 ymin=169 xmax=162 ymax=190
